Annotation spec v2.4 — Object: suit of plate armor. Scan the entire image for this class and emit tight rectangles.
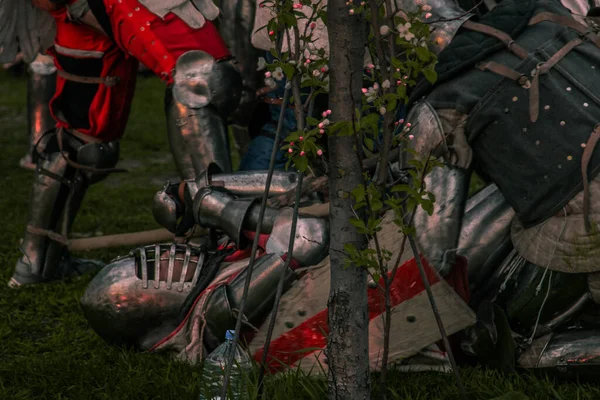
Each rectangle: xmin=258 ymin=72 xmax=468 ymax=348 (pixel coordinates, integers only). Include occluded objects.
xmin=399 ymin=0 xmax=600 ymax=375
xmin=5 ymin=0 xmax=251 ymax=287
xmin=80 ymin=165 xmax=329 ymax=351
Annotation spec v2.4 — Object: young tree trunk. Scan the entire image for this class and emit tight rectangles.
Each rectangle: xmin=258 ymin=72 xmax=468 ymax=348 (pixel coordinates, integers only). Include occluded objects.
xmin=326 ymin=3 xmax=370 ymax=400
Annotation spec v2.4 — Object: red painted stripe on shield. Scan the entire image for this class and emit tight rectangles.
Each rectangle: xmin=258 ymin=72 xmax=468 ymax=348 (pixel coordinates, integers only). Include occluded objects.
xmin=252 ymin=255 xmax=442 ymax=373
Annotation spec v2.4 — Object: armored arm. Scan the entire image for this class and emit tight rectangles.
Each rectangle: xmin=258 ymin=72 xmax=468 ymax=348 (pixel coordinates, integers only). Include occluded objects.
xmin=153 ymin=164 xmax=302 ymax=232
xmin=219 ymin=0 xmax=261 ymax=125
xmin=397 ymin=101 xmax=472 ymax=276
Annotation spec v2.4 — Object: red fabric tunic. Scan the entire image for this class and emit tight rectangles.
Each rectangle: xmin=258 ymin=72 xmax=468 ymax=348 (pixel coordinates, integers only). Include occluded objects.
xmin=48 ymin=8 xmax=138 ymax=142
xmin=102 ymin=0 xmax=231 ymax=83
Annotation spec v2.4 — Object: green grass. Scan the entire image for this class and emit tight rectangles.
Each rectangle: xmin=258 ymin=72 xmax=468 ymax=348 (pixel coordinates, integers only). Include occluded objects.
xmin=1 ymin=69 xmax=599 ymax=400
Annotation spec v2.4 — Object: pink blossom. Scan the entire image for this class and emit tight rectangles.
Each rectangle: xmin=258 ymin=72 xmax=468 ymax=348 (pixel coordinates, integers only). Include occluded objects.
xmin=408 ymin=134 xmax=415 ymax=140
xmin=317 ymin=149 xmax=323 ymax=156
xmin=425 ymin=12 xmax=432 ymax=18
xmin=265 ymin=71 xmax=272 ymax=78
xmin=318 ymin=122 xmax=324 ymax=128
xmin=368 ymin=63 xmax=375 ymax=69
xmin=288 ymin=148 xmax=293 ymax=153
xmin=349 ymin=9 xmax=355 ymax=14
xmin=260 ymin=3 xmax=265 ymax=7
xmin=406 ymin=122 xmax=412 ymax=127
xmin=299 ymin=136 xmax=304 ymax=141
xmin=269 ymin=30 xmax=275 ymax=36
xmin=321 ymin=67 xmax=327 ymax=73
xmin=293 ymin=3 xmax=302 ymax=9
xmin=399 ymin=119 xmax=405 ymax=124
xmin=397 ymin=80 xmax=402 ymax=85
xmin=300 ymin=151 xmax=306 ymax=156
xmin=326 ymin=109 xmax=332 ymax=115
xmin=395 ymin=121 xmax=400 ymax=126
xmin=319 ymin=129 xmax=325 ymax=134
xmin=322 ymin=111 xmax=328 ymax=118
xmin=310 ymin=22 xmax=316 ymax=29
xmin=290 ymin=141 xmax=295 ymax=146
xmin=305 ymin=59 xmax=311 ymax=64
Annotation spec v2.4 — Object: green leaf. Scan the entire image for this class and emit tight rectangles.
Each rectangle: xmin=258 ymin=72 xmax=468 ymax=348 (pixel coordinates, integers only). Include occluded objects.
xmin=349 ymin=218 xmax=367 ymax=230
xmin=293 ymin=155 xmax=308 ymax=172
xmin=351 ymin=184 xmax=366 ymax=203
xmin=423 ymin=65 xmax=438 ymax=84
xmin=415 ymin=46 xmax=431 ymax=61
xmin=282 ymin=63 xmax=296 ymax=78
xmin=306 ymin=116 xmax=319 ymax=127
xmin=364 ymin=137 xmax=375 ymax=151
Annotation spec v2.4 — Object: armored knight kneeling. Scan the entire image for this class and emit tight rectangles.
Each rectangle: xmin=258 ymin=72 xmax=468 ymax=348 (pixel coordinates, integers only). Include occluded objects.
xmin=80 ymin=166 xmax=476 ymax=372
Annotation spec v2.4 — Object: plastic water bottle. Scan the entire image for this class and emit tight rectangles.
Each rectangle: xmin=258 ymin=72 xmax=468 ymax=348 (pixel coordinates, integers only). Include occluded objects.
xmin=200 ymin=329 xmax=253 ymax=400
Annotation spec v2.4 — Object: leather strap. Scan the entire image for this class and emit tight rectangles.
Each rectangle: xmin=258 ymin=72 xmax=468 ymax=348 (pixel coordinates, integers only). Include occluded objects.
xmin=476 ymin=61 xmax=531 ymax=88
xmin=581 ymin=125 xmax=600 ymax=232
xmin=529 ymin=38 xmax=583 ymax=122
xmin=57 ymin=70 xmax=119 ymax=87
xmin=26 ymin=225 xmax=69 ymax=247
xmin=462 ymin=20 xmax=529 ymax=59
xmin=529 ymin=12 xmax=600 ymax=48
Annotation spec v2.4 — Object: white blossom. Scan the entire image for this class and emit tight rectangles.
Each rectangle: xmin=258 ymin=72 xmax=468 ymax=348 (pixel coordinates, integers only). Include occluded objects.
xmin=379 ymin=25 xmax=390 ymax=35
xmin=397 ymin=23 xmax=415 ymax=41
xmin=257 ymin=57 xmax=267 ymax=71
xmin=379 ymin=107 xmax=387 ymax=115
xmin=265 ymin=77 xmax=277 ymax=88
xmin=313 ymin=69 xmax=321 ymax=77
xmin=382 ymin=79 xmax=391 ymax=89
xmin=272 ymin=67 xmax=284 ymax=81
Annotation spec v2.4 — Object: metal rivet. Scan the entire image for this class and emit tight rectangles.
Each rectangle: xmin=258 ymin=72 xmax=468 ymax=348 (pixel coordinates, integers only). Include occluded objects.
xmin=560 ymin=121 xmax=566 ymax=126
xmin=146 ymin=21 xmax=150 ymax=26
xmin=582 ymin=143 xmax=587 ymax=148
xmin=128 ymin=12 xmax=133 ymax=17
xmin=151 ymin=40 xmax=155 ymax=45
xmin=558 ymin=164 xmax=563 ymax=169
xmin=522 ymin=128 xmax=527 ymax=133
xmin=406 ymin=315 xmax=417 ymax=323
xmin=140 ymin=27 xmax=145 ymax=31
xmin=135 ymin=6 xmax=140 ymax=11
xmin=566 ymin=87 xmax=572 ymax=91
xmin=567 ymin=155 xmax=573 ymax=161
xmin=163 ymin=55 xmax=168 ymax=59
xmin=544 ymin=175 xmax=548 ymax=180
xmin=584 ymin=102 xmax=589 ymax=107
xmin=535 ymin=140 xmax=541 ymax=145
xmin=368 ymin=281 xmax=377 ymax=288
xmin=298 ymin=310 xmax=307 ymax=316
xmin=544 ymin=105 xmax=550 ymax=110
xmin=285 ymin=321 xmax=294 ymax=329
xmin=504 ymin=108 xmax=509 ymax=113
xmin=512 ymin=96 xmax=518 ymax=102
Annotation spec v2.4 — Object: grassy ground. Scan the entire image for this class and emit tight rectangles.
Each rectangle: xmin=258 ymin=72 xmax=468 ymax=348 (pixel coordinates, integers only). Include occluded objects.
xmin=1 ymin=68 xmax=600 ymax=400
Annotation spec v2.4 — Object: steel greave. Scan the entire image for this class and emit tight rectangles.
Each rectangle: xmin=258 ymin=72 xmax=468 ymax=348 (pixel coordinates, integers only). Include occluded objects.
xmin=10 ymin=152 xmax=76 ymax=286
xmin=21 ymin=65 xmax=56 ymax=170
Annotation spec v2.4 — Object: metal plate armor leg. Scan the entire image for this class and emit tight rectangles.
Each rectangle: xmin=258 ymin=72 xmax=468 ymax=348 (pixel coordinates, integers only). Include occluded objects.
xmin=21 ymin=56 xmax=57 ymax=170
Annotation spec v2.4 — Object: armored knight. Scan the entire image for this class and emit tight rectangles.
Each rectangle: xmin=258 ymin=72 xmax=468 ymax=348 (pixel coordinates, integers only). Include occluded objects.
xmin=6 ymin=0 xmax=249 ymax=288
xmin=398 ymin=0 xmax=600 ymax=373
xmin=80 ymin=164 xmax=476 ymax=373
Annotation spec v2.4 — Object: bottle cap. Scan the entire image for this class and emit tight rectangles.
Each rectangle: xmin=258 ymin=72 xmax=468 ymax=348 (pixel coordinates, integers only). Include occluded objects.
xmin=226 ymin=330 xmax=235 ymax=340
